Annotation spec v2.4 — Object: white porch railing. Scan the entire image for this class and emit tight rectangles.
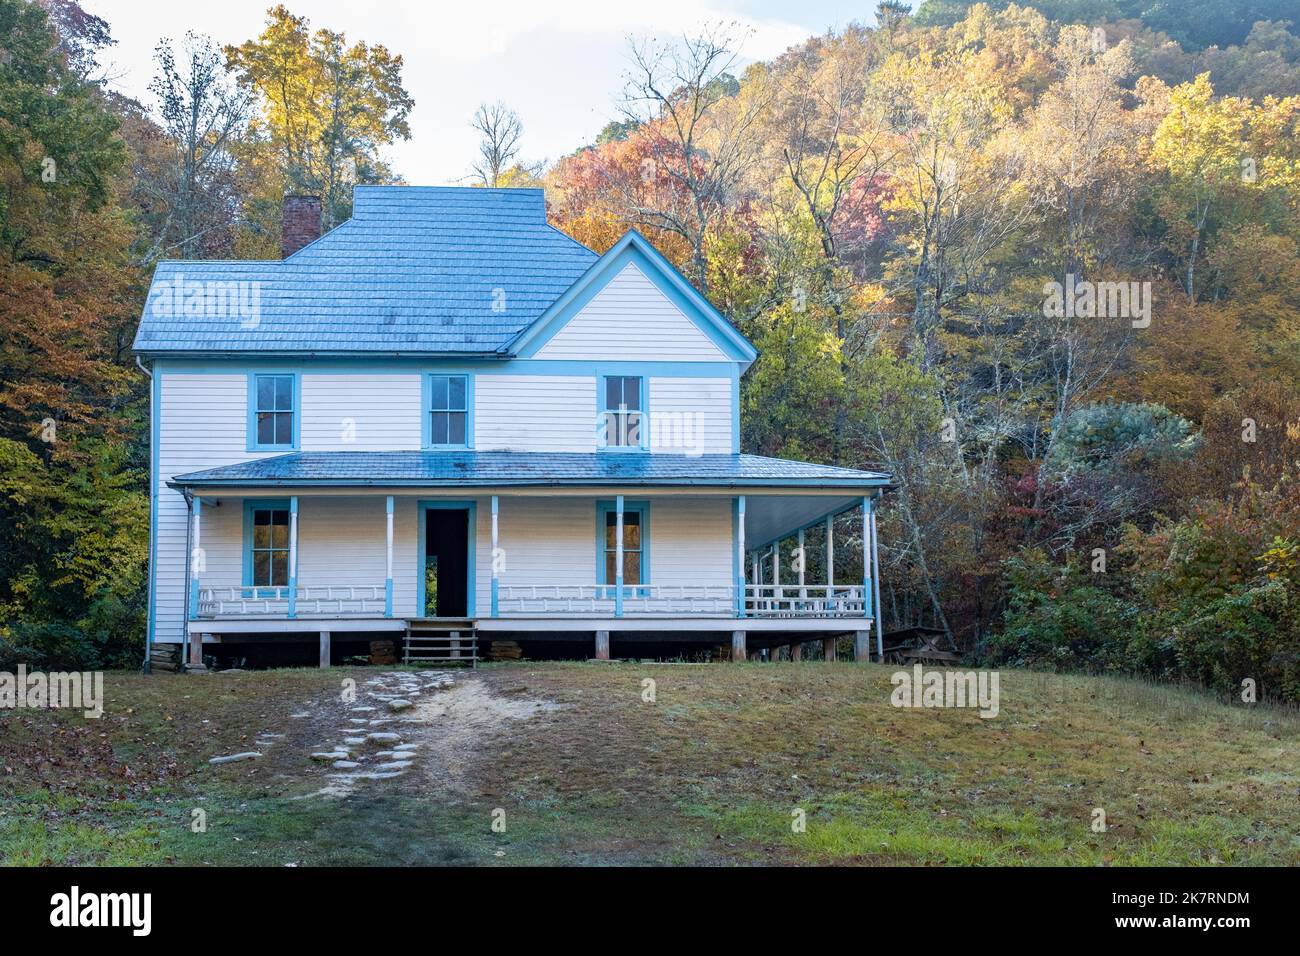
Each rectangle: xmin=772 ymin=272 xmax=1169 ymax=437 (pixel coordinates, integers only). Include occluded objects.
xmin=494 ymin=583 xmax=867 ymax=618
xmin=196 ymin=583 xmax=868 ymax=620
xmin=197 ymin=585 xmax=387 ymax=618
xmin=743 ymin=584 xmax=866 ymax=617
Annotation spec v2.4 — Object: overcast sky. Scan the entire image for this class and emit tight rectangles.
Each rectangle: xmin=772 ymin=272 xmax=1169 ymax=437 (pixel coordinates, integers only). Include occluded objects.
xmin=84 ymin=0 xmax=882 ymax=184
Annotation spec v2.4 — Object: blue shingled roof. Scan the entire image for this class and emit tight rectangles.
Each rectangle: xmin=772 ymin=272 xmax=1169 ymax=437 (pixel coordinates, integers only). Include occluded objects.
xmin=169 ymin=452 xmax=892 ymax=488
xmin=133 ymin=187 xmax=598 ymax=355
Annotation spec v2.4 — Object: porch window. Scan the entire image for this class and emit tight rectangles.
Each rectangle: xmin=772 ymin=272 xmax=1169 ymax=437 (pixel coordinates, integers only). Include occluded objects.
xmin=251 ymin=374 xmax=296 ymax=449
xmin=597 ymin=500 xmax=649 ymax=591
xmin=245 ymin=502 xmax=290 ymax=589
xmin=425 ymin=374 xmax=470 ymax=448
xmin=601 ymin=375 xmax=643 ymax=448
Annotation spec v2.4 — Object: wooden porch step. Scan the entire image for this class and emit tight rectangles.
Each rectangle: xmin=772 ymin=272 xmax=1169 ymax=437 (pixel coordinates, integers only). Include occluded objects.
xmin=403 ymin=620 xmax=478 ymax=667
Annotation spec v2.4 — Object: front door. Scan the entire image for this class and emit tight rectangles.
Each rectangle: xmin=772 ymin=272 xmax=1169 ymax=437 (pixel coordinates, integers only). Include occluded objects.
xmin=422 ymin=505 xmax=470 ymax=618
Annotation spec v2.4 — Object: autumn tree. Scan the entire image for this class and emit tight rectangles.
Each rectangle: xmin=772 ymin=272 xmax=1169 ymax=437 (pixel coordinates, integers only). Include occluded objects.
xmin=226 ymin=4 xmax=413 ymax=228
xmin=471 ymin=101 xmax=536 ymax=187
xmin=144 ymin=32 xmax=250 ymax=260
xmin=0 ymin=0 xmax=146 ymax=668
xmin=619 ymin=22 xmax=770 ymax=291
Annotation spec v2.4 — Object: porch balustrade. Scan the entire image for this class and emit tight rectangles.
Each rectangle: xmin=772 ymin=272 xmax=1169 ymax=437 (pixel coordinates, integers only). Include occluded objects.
xmin=197 ymin=585 xmax=387 ymax=618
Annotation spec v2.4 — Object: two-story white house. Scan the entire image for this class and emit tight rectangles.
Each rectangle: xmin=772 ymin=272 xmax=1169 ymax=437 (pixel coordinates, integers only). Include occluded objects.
xmin=135 ymin=186 xmax=891 ymax=669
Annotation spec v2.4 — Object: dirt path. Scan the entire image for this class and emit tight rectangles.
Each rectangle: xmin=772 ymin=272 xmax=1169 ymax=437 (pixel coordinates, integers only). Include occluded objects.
xmin=408 ymin=677 xmax=560 ymax=794
xmin=296 ymin=670 xmax=560 ymax=800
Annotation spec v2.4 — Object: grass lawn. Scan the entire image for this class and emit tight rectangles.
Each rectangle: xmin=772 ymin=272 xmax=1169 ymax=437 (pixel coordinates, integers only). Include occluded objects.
xmin=1 ymin=662 xmax=1296 ymax=866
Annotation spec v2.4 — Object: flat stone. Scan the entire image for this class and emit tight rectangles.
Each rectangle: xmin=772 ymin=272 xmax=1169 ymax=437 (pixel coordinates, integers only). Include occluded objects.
xmin=332 ymin=760 xmax=361 ymax=770
xmin=387 ymin=699 xmax=414 ymax=712
xmin=209 ymin=752 xmax=261 ymax=765
xmin=393 ymin=743 xmax=419 ymax=751
xmin=290 ymin=712 xmax=311 ymax=718
xmin=311 ymin=752 xmax=349 ymax=761
xmin=366 ymin=732 xmax=401 ymax=743
xmin=348 ymin=706 xmax=376 ymax=713
xmin=343 ymin=736 xmax=367 ymax=745
xmin=347 ymin=718 xmax=368 ymax=724
xmin=374 ymin=761 xmax=414 ymax=772
xmin=359 ymin=770 xmax=406 ymax=780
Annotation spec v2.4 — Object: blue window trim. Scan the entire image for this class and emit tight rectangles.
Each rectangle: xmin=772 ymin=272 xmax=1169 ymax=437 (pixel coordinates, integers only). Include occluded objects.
xmin=241 ymin=498 xmax=292 ymax=596
xmin=421 ymin=372 xmax=475 ymax=450
xmin=416 ymin=500 xmax=477 ymax=618
xmin=246 ymin=372 xmax=300 ymax=451
xmin=597 ymin=371 xmax=648 ymax=452
xmin=595 ymin=499 xmax=650 ymax=596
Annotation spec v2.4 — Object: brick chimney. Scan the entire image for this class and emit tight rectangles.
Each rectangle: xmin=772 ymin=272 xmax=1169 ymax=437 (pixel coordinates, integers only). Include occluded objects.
xmin=281 ymin=195 xmax=322 ymax=258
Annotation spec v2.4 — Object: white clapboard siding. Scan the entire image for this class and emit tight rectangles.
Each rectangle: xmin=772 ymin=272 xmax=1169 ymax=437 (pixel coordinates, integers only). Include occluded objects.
xmin=156 ymin=372 xmax=262 ymax=644
xmin=648 ymin=377 xmax=732 ymax=454
xmin=649 ymin=498 xmax=733 ymax=587
xmin=535 ymin=262 xmax=728 ymax=361
xmin=475 ymin=374 xmax=596 ymax=451
xmin=300 ymin=374 xmax=422 ymax=451
xmin=495 ymin=497 xmax=596 ymax=590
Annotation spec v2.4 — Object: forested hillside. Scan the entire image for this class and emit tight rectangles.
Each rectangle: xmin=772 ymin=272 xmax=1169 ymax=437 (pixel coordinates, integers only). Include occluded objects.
xmin=1 ymin=1 xmax=1297 ymax=701
xmin=544 ymin=4 xmax=1300 ymax=702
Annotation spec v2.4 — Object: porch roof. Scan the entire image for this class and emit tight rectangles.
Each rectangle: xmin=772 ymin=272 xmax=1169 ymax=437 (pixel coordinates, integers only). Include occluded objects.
xmin=168 ymin=451 xmax=892 ymax=490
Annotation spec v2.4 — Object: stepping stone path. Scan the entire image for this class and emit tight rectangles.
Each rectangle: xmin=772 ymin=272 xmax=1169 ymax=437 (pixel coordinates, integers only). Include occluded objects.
xmin=314 ymin=670 xmax=456 ymax=789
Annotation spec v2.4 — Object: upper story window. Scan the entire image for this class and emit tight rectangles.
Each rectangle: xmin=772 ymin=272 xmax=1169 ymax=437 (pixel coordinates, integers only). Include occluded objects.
xmin=249 ymin=373 xmax=297 ymax=450
xmin=601 ymin=375 xmax=644 ymax=449
xmin=425 ymin=373 xmax=471 ymax=448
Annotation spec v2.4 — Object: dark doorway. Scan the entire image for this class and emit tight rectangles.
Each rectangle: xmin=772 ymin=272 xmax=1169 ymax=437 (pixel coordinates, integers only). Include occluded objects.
xmin=424 ymin=508 xmax=469 ymax=618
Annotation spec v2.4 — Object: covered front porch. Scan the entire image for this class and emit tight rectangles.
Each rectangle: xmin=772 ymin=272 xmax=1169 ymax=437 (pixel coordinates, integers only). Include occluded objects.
xmin=169 ymin=451 xmax=891 ymax=665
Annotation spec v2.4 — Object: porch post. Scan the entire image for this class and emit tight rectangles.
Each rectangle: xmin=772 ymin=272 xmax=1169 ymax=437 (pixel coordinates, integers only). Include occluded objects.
xmin=735 ymin=496 xmax=746 ymax=617
xmin=287 ymin=496 xmax=298 ymax=619
xmin=188 ymin=496 xmax=201 ymax=620
xmin=319 ymin=631 xmax=330 ymax=668
xmin=595 ymin=630 xmax=610 ymax=660
xmin=384 ymin=495 xmax=394 ymax=618
xmin=797 ymin=528 xmax=806 ymax=600
xmin=826 ymin=515 xmax=834 ymax=588
xmin=772 ymin=541 xmax=780 ymax=604
xmin=862 ymin=496 xmax=873 ymax=621
xmin=872 ymin=503 xmax=884 ymax=661
xmin=490 ymin=495 xmax=499 ymax=618
xmin=773 ymin=541 xmax=782 ymax=614
xmin=731 ymin=629 xmax=747 ymax=662
xmin=614 ymin=494 xmax=624 ymax=618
